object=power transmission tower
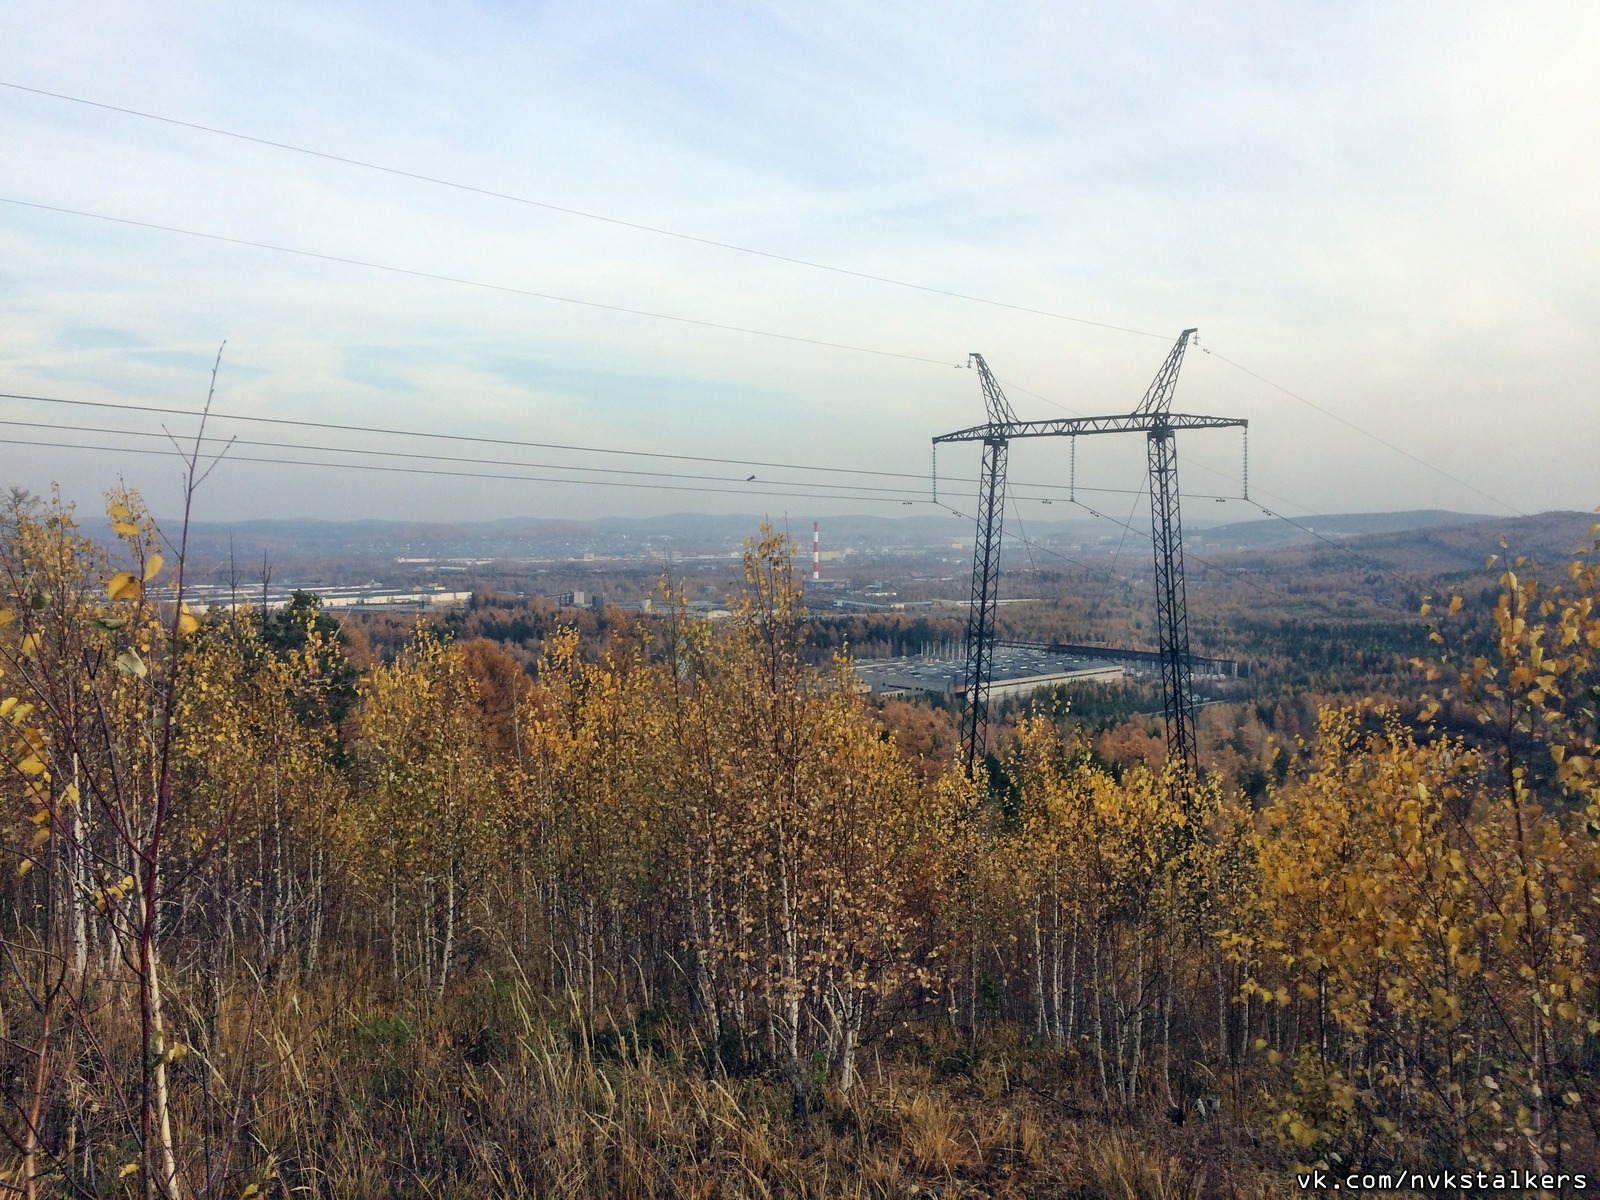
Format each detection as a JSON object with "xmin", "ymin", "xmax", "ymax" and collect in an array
[
  {"xmin": 949, "ymin": 353, "xmax": 1017, "ymax": 776},
  {"xmin": 934, "ymin": 330, "xmax": 1245, "ymax": 790}
]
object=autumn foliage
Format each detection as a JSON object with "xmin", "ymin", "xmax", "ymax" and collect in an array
[{"xmin": 0, "ymin": 492, "xmax": 1596, "ymax": 1196}]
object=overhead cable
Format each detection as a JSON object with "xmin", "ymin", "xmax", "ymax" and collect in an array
[
  {"xmin": 0, "ymin": 433, "xmax": 920, "ymax": 506},
  {"xmin": 0, "ymin": 417, "xmax": 924, "ymax": 495},
  {"xmin": 28, "ymin": 82, "xmax": 1448, "ymax": 507},
  {"xmin": 1, "ymin": 78, "xmax": 1522, "ymax": 520},
  {"xmin": 10, "ymin": 425, "xmax": 1410, "ymax": 619},
  {"xmin": 1244, "ymin": 501, "xmax": 1433, "ymax": 597},
  {"xmin": 0, "ymin": 80, "xmax": 1169, "ymax": 340},
  {"xmin": 0, "ymin": 197, "xmax": 959, "ymax": 368},
  {"xmin": 1196, "ymin": 346, "xmax": 1522, "ymax": 517},
  {"xmin": 0, "ymin": 391, "xmax": 1234, "ymax": 500},
  {"xmin": 936, "ymin": 500, "xmax": 1115, "ymax": 584}
]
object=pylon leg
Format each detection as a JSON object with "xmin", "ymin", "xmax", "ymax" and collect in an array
[
  {"xmin": 1148, "ymin": 429, "xmax": 1198, "ymax": 794},
  {"xmin": 961, "ymin": 436, "xmax": 1008, "ymax": 776}
]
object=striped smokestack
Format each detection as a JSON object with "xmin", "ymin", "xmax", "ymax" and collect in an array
[{"xmin": 812, "ymin": 521, "xmax": 821, "ymax": 582}]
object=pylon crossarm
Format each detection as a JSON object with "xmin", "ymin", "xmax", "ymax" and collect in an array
[{"xmin": 933, "ymin": 412, "xmax": 1245, "ymax": 443}]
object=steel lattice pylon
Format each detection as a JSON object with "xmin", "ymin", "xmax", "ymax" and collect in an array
[
  {"xmin": 952, "ymin": 354, "xmax": 1016, "ymax": 774},
  {"xmin": 958, "ymin": 435, "xmax": 1008, "ymax": 769},
  {"xmin": 1147, "ymin": 424, "xmax": 1197, "ymax": 781},
  {"xmin": 935, "ymin": 330, "xmax": 1243, "ymax": 794}
]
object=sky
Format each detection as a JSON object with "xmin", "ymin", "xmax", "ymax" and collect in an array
[{"xmin": 1, "ymin": 2, "xmax": 1596, "ymax": 528}]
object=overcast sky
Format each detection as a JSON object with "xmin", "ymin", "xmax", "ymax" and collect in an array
[{"xmin": 2, "ymin": 2, "xmax": 1595, "ymax": 528}]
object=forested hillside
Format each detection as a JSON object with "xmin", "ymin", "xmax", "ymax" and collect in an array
[{"xmin": 1, "ymin": 489, "xmax": 1597, "ymax": 1198}]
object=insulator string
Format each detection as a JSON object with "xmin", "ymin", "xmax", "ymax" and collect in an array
[{"xmin": 1242, "ymin": 428, "xmax": 1249, "ymax": 502}]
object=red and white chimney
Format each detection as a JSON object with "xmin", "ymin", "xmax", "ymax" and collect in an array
[{"xmin": 812, "ymin": 521, "xmax": 821, "ymax": 582}]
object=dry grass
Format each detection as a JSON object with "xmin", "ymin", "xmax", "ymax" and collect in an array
[{"xmin": 15, "ymin": 962, "xmax": 1297, "ymax": 1198}]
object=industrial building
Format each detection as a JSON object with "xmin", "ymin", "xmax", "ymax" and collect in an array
[
  {"xmin": 184, "ymin": 584, "xmax": 472, "ymax": 613},
  {"xmin": 853, "ymin": 646, "xmax": 1123, "ymax": 700}
]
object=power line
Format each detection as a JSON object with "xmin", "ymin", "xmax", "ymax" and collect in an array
[
  {"xmin": 1, "ymin": 88, "xmax": 1523, "ymax": 530},
  {"xmin": 1049, "ymin": 492, "xmax": 1410, "ymax": 622},
  {"xmin": 996, "ymin": 376, "xmax": 1086, "ymax": 420},
  {"xmin": 1002, "ymin": 353, "xmax": 1524, "ymax": 526},
  {"xmin": 0, "ymin": 389, "xmax": 928, "ymax": 477},
  {"xmin": 1196, "ymin": 346, "xmax": 1523, "ymax": 517},
  {"xmin": 2, "ymin": 414, "xmax": 1225, "ymax": 509},
  {"xmin": 0, "ymin": 85, "xmax": 1532, "ymax": 518},
  {"xmin": 937, "ymin": 501, "xmax": 1115, "ymax": 584},
  {"xmin": 0, "ymin": 201, "xmax": 1516, "ymax": 526},
  {"xmin": 1242, "ymin": 500, "xmax": 1432, "ymax": 597},
  {"xmin": 1007, "ymin": 493, "xmax": 1043, "ymax": 581},
  {"xmin": 953, "ymin": 491, "xmax": 1408, "ymax": 627},
  {"xmin": 0, "ymin": 390, "xmax": 1236, "ymax": 500},
  {"xmin": 0, "ymin": 417, "xmax": 929, "ymax": 495},
  {"xmin": 0, "ymin": 426, "xmax": 1419, "ymax": 616},
  {"xmin": 1103, "ymin": 481, "xmax": 1146, "ymax": 581},
  {"xmin": 8, "ymin": 421, "xmax": 1416, "ymax": 622},
  {"xmin": 0, "ymin": 79, "xmax": 1170, "ymax": 341},
  {"xmin": 0, "ymin": 433, "xmax": 923, "ymax": 507},
  {"xmin": 15, "ymin": 419, "xmax": 1363, "ymax": 611},
  {"xmin": 0, "ymin": 197, "xmax": 960, "ymax": 369},
  {"xmin": 943, "ymin": 492, "xmax": 1356, "ymax": 623},
  {"xmin": 1002, "ymin": 368, "xmax": 1510, "ymax": 591}
]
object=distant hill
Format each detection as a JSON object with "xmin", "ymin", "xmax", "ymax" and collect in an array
[
  {"xmin": 1189, "ymin": 509, "xmax": 1490, "ymax": 553},
  {"xmin": 161, "ymin": 507, "xmax": 1593, "ymax": 573},
  {"xmin": 1194, "ymin": 510, "xmax": 1595, "ymax": 580},
  {"xmin": 1311, "ymin": 511, "xmax": 1596, "ymax": 576}
]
